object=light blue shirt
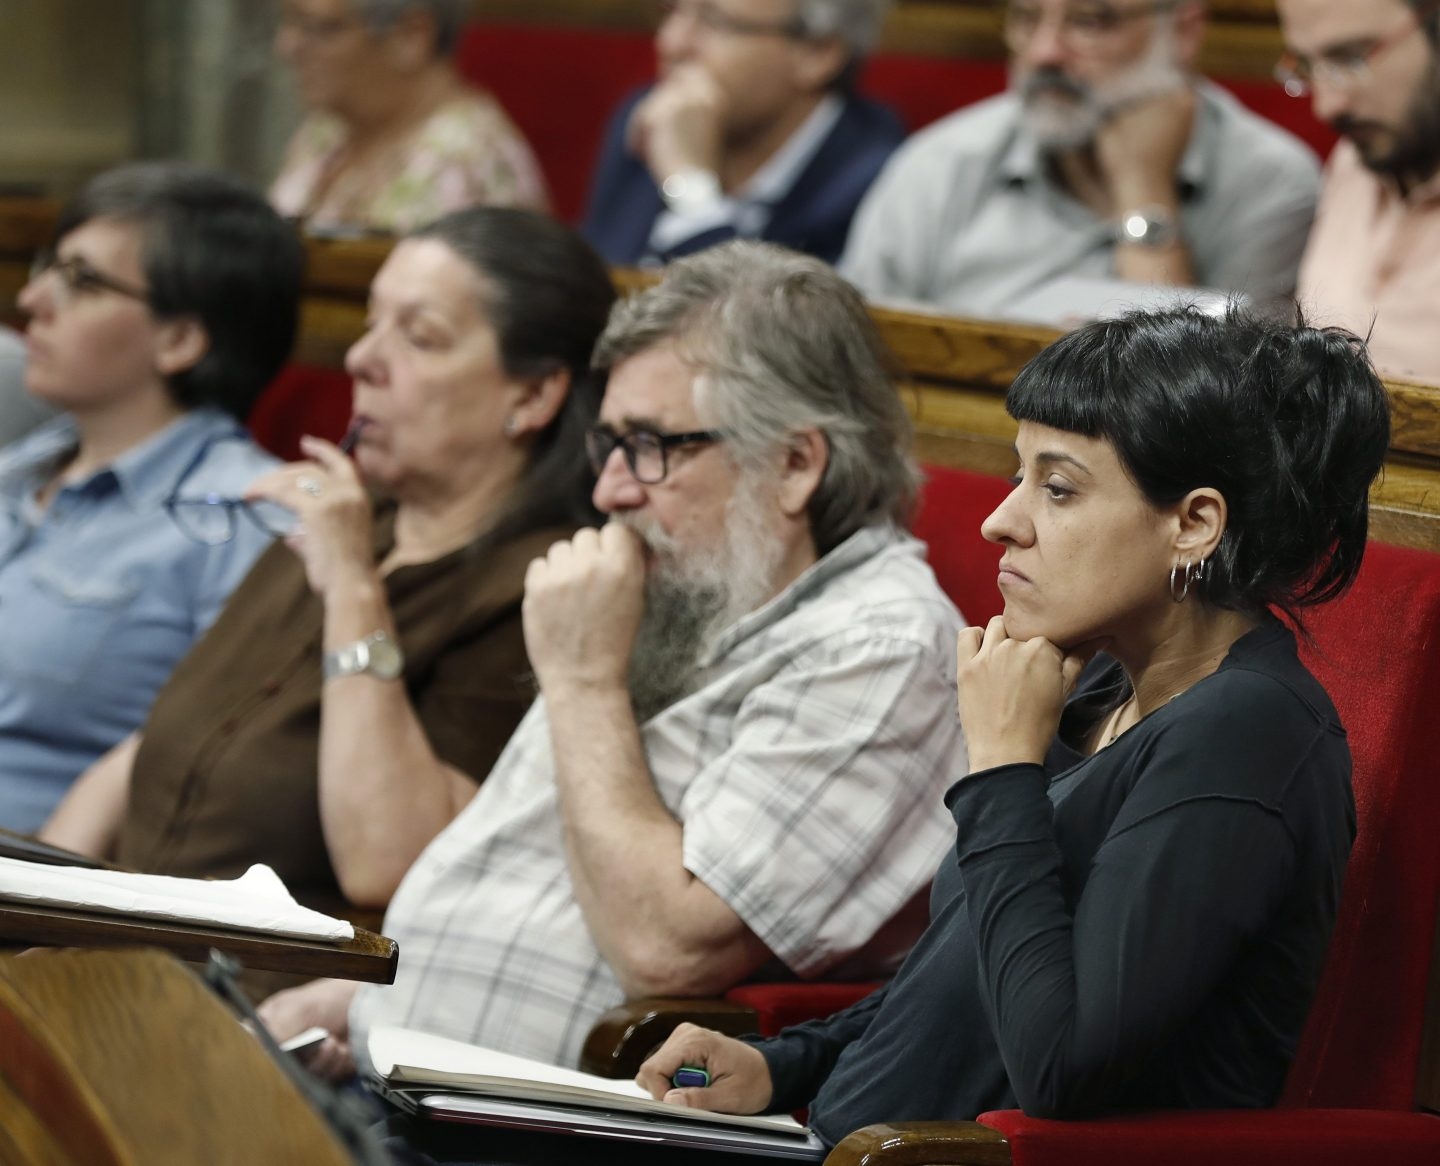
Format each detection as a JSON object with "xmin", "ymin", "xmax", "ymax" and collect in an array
[
  {"xmin": 0, "ymin": 408, "xmax": 279, "ymax": 832},
  {"xmin": 842, "ymin": 82, "xmax": 1321, "ymax": 316}
]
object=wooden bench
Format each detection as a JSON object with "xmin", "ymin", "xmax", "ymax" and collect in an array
[{"xmin": 3, "ymin": 199, "xmax": 1437, "ymax": 551}]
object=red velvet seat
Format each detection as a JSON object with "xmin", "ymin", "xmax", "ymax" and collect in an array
[
  {"xmin": 247, "ymin": 364, "xmax": 353, "ymax": 462},
  {"xmin": 912, "ymin": 464, "xmax": 1008, "ymax": 625}
]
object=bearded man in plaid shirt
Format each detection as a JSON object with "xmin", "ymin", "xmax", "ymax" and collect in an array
[{"xmin": 261, "ymin": 241, "xmax": 968, "ymax": 1078}]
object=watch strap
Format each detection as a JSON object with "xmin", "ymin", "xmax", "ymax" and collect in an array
[
  {"xmin": 1117, "ymin": 205, "xmax": 1180, "ymax": 248},
  {"xmin": 323, "ymin": 630, "xmax": 403, "ymax": 682},
  {"xmin": 660, "ymin": 168, "xmax": 723, "ymax": 217}
]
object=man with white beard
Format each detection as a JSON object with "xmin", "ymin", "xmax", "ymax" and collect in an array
[
  {"xmin": 841, "ymin": 0, "xmax": 1321, "ymax": 318},
  {"xmin": 258, "ymin": 241, "xmax": 966, "ymax": 1078}
]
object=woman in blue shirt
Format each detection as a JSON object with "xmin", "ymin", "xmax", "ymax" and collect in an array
[{"xmin": 0, "ymin": 162, "xmax": 302, "ymax": 832}]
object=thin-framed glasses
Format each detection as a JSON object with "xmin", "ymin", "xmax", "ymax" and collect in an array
[
  {"xmin": 28, "ymin": 250, "xmax": 149, "ymax": 309},
  {"xmin": 164, "ymin": 436, "xmax": 297, "ymax": 546},
  {"xmin": 655, "ymin": 0, "xmax": 809, "ymax": 40},
  {"xmin": 1275, "ymin": 1, "xmax": 1439, "ymax": 98},
  {"xmin": 585, "ymin": 424, "xmax": 726, "ymax": 485},
  {"xmin": 1002, "ymin": 0, "xmax": 1176, "ymax": 54}
]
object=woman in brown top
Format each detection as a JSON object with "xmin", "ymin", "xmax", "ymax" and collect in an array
[{"xmin": 41, "ymin": 206, "xmax": 616, "ymax": 915}]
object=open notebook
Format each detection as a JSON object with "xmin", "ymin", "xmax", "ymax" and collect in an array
[{"xmin": 368, "ymin": 1025, "xmax": 828, "ymax": 1160}]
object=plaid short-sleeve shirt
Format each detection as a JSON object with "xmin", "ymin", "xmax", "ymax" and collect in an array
[{"xmin": 351, "ymin": 525, "xmax": 967, "ymax": 1069}]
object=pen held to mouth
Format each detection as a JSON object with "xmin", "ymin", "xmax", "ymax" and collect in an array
[{"xmin": 338, "ymin": 417, "xmax": 368, "ymax": 454}]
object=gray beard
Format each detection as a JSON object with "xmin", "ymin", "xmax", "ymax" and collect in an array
[
  {"xmin": 620, "ymin": 475, "xmax": 785, "ymax": 722},
  {"xmin": 1017, "ymin": 26, "xmax": 1185, "ymax": 152}
]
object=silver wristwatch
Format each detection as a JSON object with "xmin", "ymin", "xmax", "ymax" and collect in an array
[
  {"xmin": 323, "ymin": 630, "xmax": 404, "ymax": 682},
  {"xmin": 1117, "ymin": 206, "xmax": 1179, "ymax": 248},
  {"xmin": 660, "ymin": 168, "xmax": 723, "ymax": 216}
]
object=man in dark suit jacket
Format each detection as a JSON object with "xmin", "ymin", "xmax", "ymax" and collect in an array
[{"xmin": 583, "ymin": 0, "xmax": 902, "ymax": 266}]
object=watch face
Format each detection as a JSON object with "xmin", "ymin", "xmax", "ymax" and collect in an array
[{"xmin": 366, "ymin": 636, "xmax": 404, "ymax": 680}]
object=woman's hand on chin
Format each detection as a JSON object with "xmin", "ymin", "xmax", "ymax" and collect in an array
[
  {"xmin": 956, "ymin": 616, "xmax": 1092, "ymax": 774},
  {"xmin": 246, "ymin": 434, "xmax": 376, "ymax": 598}
]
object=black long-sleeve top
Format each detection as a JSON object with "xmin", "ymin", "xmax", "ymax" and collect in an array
[{"xmin": 754, "ymin": 622, "xmax": 1354, "ymax": 1146}]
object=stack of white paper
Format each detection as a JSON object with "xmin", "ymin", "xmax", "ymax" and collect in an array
[{"xmin": 0, "ymin": 858, "xmax": 354, "ymax": 942}]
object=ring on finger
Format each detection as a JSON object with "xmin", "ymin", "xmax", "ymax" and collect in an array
[{"xmin": 296, "ymin": 476, "xmax": 323, "ymax": 498}]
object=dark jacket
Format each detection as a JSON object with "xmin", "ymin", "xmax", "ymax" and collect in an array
[{"xmin": 581, "ymin": 86, "xmax": 905, "ymax": 266}]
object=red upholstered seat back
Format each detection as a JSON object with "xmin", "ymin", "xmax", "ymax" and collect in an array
[
  {"xmin": 726, "ymin": 982, "xmax": 882, "ymax": 1037},
  {"xmin": 456, "ymin": 24, "xmax": 656, "ymax": 224},
  {"xmin": 248, "ymin": 364, "xmax": 353, "ymax": 461},
  {"xmin": 913, "ymin": 465, "xmax": 1009, "ymax": 626},
  {"xmin": 860, "ymin": 55, "xmax": 1009, "ymax": 133},
  {"xmin": 1283, "ymin": 540, "xmax": 1440, "ymax": 1110}
]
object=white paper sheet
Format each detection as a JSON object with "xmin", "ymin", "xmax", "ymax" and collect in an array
[{"xmin": 0, "ymin": 857, "xmax": 354, "ymax": 942}]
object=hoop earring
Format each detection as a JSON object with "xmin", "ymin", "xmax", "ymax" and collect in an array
[
  {"xmin": 1170, "ymin": 557, "xmax": 1209, "ymax": 604},
  {"xmin": 1169, "ymin": 560, "xmax": 1191, "ymax": 604}
]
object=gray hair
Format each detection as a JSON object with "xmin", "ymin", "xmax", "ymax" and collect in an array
[
  {"xmin": 352, "ymin": 0, "xmax": 469, "ymax": 57},
  {"xmin": 794, "ymin": 0, "xmax": 894, "ymax": 57},
  {"xmin": 594, "ymin": 241, "xmax": 919, "ymax": 555}
]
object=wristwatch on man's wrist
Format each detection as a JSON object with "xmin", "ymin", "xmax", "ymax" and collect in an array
[
  {"xmin": 660, "ymin": 168, "xmax": 723, "ymax": 216},
  {"xmin": 1117, "ymin": 206, "xmax": 1179, "ymax": 248},
  {"xmin": 323, "ymin": 630, "xmax": 404, "ymax": 682}
]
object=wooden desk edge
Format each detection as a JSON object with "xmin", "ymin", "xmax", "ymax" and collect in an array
[{"xmin": 0, "ymin": 902, "xmax": 398, "ymax": 984}]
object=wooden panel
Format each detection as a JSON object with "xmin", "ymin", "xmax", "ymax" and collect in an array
[
  {"xmin": 0, "ymin": 901, "xmax": 398, "ymax": 984},
  {"xmin": 875, "ymin": 307, "xmax": 1056, "ymax": 388},
  {"xmin": 0, "ymin": 948, "xmax": 353, "ymax": 1166},
  {"xmin": 3, "ymin": 203, "xmax": 1438, "ymax": 552},
  {"xmin": 826, "ymin": 1119, "xmax": 1014, "ymax": 1166},
  {"xmin": 470, "ymin": 0, "xmax": 1287, "ymax": 77}
]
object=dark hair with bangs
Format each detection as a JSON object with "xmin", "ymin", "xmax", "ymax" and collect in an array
[
  {"xmin": 56, "ymin": 162, "xmax": 303, "ymax": 420},
  {"xmin": 1005, "ymin": 305, "xmax": 1391, "ymax": 621}
]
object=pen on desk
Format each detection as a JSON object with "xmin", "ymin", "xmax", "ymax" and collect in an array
[{"xmin": 671, "ymin": 1066, "xmax": 710, "ymax": 1090}]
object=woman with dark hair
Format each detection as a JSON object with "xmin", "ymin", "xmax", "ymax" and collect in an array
[
  {"xmin": 633, "ymin": 307, "xmax": 1392, "ymax": 1148},
  {"xmin": 43, "ymin": 207, "xmax": 615, "ymax": 930},
  {"xmin": 0, "ymin": 162, "xmax": 301, "ymax": 833},
  {"xmin": 270, "ymin": 0, "xmax": 546, "ymax": 233}
]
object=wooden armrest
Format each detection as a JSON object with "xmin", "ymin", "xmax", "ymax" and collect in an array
[
  {"xmin": 579, "ymin": 997, "xmax": 762, "ymax": 1078},
  {"xmin": 825, "ymin": 1122, "xmax": 1012, "ymax": 1166}
]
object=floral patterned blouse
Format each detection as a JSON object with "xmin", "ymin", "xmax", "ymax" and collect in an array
[{"xmin": 270, "ymin": 88, "xmax": 548, "ymax": 233}]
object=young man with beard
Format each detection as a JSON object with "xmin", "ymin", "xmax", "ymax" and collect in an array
[
  {"xmin": 1281, "ymin": 0, "xmax": 1440, "ymax": 383},
  {"xmin": 257, "ymin": 241, "xmax": 965, "ymax": 1082},
  {"xmin": 581, "ymin": 0, "xmax": 903, "ymax": 265},
  {"xmin": 841, "ymin": 0, "xmax": 1320, "ymax": 318}
]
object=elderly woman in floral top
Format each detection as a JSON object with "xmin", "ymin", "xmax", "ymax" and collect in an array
[{"xmin": 271, "ymin": 0, "xmax": 547, "ymax": 233}]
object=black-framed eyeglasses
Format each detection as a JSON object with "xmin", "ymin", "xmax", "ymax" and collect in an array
[
  {"xmin": 28, "ymin": 249, "xmax": 149, "ymax": 308},
  {"xmin": 655, "ymin": 0, "xmax": 809, "ymax": 40},
  {"xmin": 585, "ymin": 424, "xmax": 726, "ymax": 485},
  {"xmin": 1273, "ymin": 0, "xmax": 1439, "ymax": 98},
  {"xmin": 164, "ymin": 434, "xmax": 297, "ymax": 546}
]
